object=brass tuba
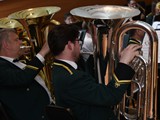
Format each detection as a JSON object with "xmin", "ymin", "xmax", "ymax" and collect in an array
[
  {"xmin": 70, "ymin": 5, "xmax": 158, "ymax": 120},
  {"xmin": 8, "ymin": 6, "xmax": 61, "ymax": 96},
  {"xmin": 0, "ymin": 17, "xmax": 23, "ymax": 29}
]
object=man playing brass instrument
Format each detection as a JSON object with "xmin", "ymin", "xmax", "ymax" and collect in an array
[
  {"xmin": 48, "ymin": 24, "xmax": 142, "ymax": 120},
  {"xmin": 0, "ymin": 28, "xmax": 52, "ymax": 120}
]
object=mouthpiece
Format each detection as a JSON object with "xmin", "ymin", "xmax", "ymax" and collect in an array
[{"xmin": 20, "ymin": 46, "xmax": 32, "ymax": 49}]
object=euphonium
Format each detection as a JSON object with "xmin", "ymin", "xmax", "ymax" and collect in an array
[
  {"xmin": 114, "ymin": 21, "xmax": 158, "ymax": 120},
  {"xmin": 70, "ymin": 5, "xmax": 158, "ymax": 120},
  {"xmin": 8, "ymin": 6, "xmax": 61, "ymax": 96}
]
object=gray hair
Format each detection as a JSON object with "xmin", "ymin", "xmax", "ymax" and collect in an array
[{"xmin": 0, "ymin": 28, "xmax": 16, "ymax": 49}]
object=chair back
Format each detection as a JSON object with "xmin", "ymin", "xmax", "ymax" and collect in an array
[
  {"xmin": 45, "ymin": 105, "xmax": 75, "ymax": 120},
  {"xmin": 0, "ymin": 102, "xmax": 10, "ymax": 120}
]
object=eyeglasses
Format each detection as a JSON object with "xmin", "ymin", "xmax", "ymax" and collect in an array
[{"xmin": 75, "ymin": 40, "xmax": 82, "ymax": 46}]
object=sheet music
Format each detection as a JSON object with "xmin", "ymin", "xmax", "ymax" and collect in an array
[
  {"xmin": 155, "ymin": 30, "xmax": 160, "ymax": 63},
  {"xmin": 152, "ymin": 21, "xmax": 160, "ymax": 29},
  {"xmin": 142, "ymin": 22, "xmax": 160, "ymax": 63}
]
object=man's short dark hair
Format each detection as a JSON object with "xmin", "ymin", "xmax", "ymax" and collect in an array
[
  {"xmin": 64, "ymin": 12, "xmax": 73, "ymax": 21},
  {"xmin": 48, "ymin": 24, "xmax": 80, "ymax": 56}
]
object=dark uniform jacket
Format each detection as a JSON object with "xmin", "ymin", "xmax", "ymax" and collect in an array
[
  {"xmin": 52, "ymin": 59, "xmax": 135, "ymax": 120},
  {"xmin": 0, "ymin": 57, "xmax": 50, "ymax": 120},
  {"xmin": 146, "ymin": 12, "xmax": 154, "ymax": 25}
]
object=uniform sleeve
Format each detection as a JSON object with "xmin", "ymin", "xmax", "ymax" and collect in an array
[
  {"xmin": 64, "ymin": 63, "xmax": 135, "ymax": 106},
  {"xmin": 0, "ymin": 57, "xmax": 44, "ymax": 87},
  {"xmin": 113, "ymin": 62, "xmax": 135, "ymax": 88}
]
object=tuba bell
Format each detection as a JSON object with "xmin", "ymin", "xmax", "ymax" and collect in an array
[
  {"xmin": 8, "ymin": 6, "xmax": 61, "ymax": 96},
  {"xmin": 0, "ymin": 17, "xmax": 23, "ymax": 29},
  {"xmin": 70, "ymin": 5, "xmax": 158, "ymax": 120}
]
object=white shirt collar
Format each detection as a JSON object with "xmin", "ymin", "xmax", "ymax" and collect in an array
[
  {"xmin": 59, "ymin": 59, "xmax": 78, "ymax": 69},
  {"xmin": 0, "ymin": 56, "xmax": 14, "ymax": 62},
  {"xmin": 0, "ymin": 56, "xmax": 26, "ymax": 69}
]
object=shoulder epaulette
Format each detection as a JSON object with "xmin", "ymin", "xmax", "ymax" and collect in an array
[
  {"xmin": 25, "ymin": 65, "xmax": 38, "ymax": 70},
  {"xmin": 146, "ymin": 12, "xmax": 153, "ymax": 18},
  {"xmin": 53, "ymin": 62, "xmax": 73, "ymax": 75}
]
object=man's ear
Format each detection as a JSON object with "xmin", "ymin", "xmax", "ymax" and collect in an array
[
  {"xmin": 67, "ymin": 41, "xmax": 74, "ymax": 50},
  {"xmin": 2, "ymin": 40, "xmax": 8, "ymax": 49}
]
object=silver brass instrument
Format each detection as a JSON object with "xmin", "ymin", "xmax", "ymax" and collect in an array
[
  {"xmin": 70, "ymin": 5, "xmax": 158, "ymax": 120},
  {"xmin": 8, "ymin": 6, "xmax": 61, "ymax": 95}
]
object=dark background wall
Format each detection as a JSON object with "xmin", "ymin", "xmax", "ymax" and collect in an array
[{"xmin": 0, "ymin": 0, "xmax": 152, "ymax": 23}]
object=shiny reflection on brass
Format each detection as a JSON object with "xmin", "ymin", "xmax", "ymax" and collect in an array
[
  {"xmin": 8, "ymin": 6, "xmax": 61, "ymax": 19},
  {"xmin": 0, "ymin": 17, "xmax": 22, "ymax": 28},
  {"xmin": 70, "ymin": 5, "xmax": 158, "ymax": 120},
  {"xmin": 8, "ymin": 6, "xmax": 61, "ymax": 98},
  {"xmin": 70, "ymin": 5, "xmax": 140, "ymax": 19}
]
